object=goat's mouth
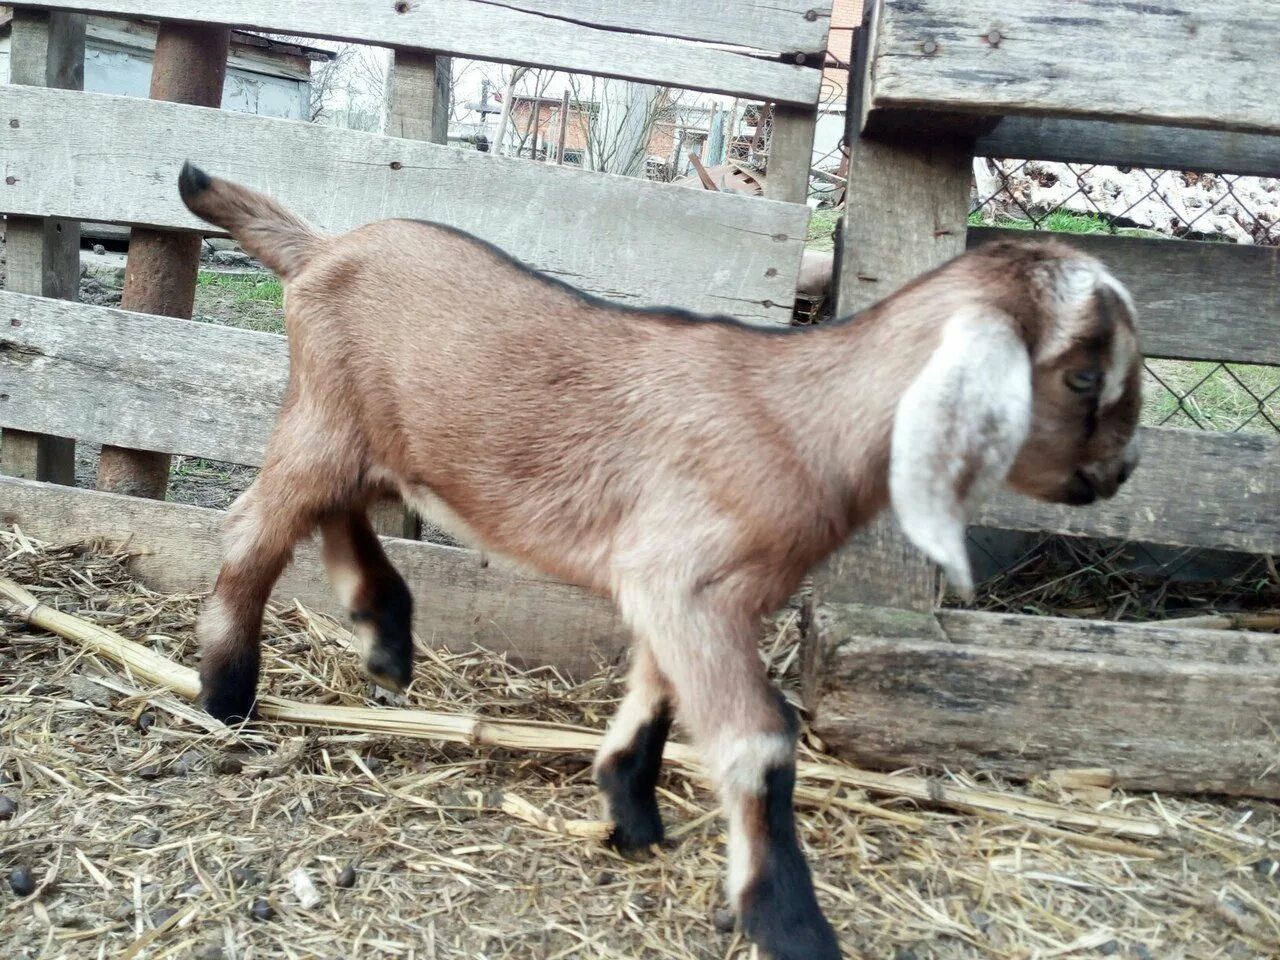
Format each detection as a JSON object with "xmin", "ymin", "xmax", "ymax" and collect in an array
[{"xmin": 1059, "ymin": 470, "xmax": 1100, "ymax": 506}]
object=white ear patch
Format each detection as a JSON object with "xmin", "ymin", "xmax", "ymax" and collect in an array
[{"xmin": 890, "ymin": 309, "xmax": 1032, "ymax": 596}]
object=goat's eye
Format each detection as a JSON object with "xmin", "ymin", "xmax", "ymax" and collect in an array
[{"xmin": 1065, "ymin": 370, "xmax": 1102, "ymax": 394}]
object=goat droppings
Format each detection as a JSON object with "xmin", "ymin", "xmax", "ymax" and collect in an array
[{"xmin": 9, "ymin": 866, "xmax": 35, "ymax": 897}]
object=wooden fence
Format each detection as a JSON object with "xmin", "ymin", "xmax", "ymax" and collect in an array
[
  {"xmin": 806, "ymin": 0, "xmax": 1280, "ymax": 799},
  {"xmin": 0, "ymin": 1, "xmax": 830, "ymax": 676},
  {"xmin": 1, "ymin": 1, "xmax": 1277, "ymax": 796}
]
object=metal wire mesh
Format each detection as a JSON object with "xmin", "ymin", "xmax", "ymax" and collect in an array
[{"xmin": 961, "ymin": 159, "xmax": 1280, "ymax": 620}]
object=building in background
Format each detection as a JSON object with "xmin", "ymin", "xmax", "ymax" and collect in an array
[{"xmin": 0, "ymin": 12, "xmax": 331, "ymax": 120}]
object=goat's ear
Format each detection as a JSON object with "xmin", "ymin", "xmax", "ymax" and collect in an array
[{"xmin": 890, "ymin": 309, "xmax": 1032, "ymax": 597}]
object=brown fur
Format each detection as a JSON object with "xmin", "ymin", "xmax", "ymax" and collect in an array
[{"xmin": 180, "ymin": 165, "xmax": 1143, "ymax": 958}]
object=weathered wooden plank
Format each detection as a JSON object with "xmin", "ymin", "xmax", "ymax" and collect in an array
[
  {"xmin": 967, "ymin": 229, "xmax": 1280, "ymax": 367},
  {"xmin": 975, "ymin": 427, "xmax": 1278, "ymax": 556},
  {"xmin": 978, "ymin": 117, "xmax": 1280, "ymax": 180},
  {"xmin": 811, "ymin": 516, "xmax": 937, "ymax": 611},
  {"xmin": 387, "ymin": 50, "xmax": 451, "ymax": 146},
  {"xmin": 764, "ymin": 105, "xmax": 818, "ymax": 205},
  {"xmin": 867, "ymin": 0, "xmax": 1280, "ymax": 137},
  {"xmin": 820, "ymin": 15, "xmax": 972, "ymax": 611},
  {"xmin": 18, "ymin": 0, "xmax": 827, "ymax": 104},
  {"xmin": 938, "ymin": 609, "xmax": 1280, "ymax": 668},
  {"xmin": 0, "ymin": 86, "xmax": 806, "ymax": 325},
  {"xmin": 0, "ymin": 8, "xmax": 84, "ymax": 486},
  {"xmin": 0, "ymin": 292, "xmax": 284, "ymax": 467},
  {"xmin": 0, "ymin": 476, "xmax": 629, "ymax": 675},
  {"xmin": 804, "ymin": 602, "xmax": 1280, "ymax": 798}
]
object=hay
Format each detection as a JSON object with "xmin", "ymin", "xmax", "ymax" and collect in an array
[
  {"xmin": 960, "ymin": 533, "xmax": 1280, "ymax": 626},
  {"xmin": 3, "ymin": 529, "xmax": 1279, "ymax": 958}
]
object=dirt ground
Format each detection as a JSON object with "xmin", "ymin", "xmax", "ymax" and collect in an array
[{"xmin": 3, "ymin": 533, "xmax": 1280, "ymax": 960}]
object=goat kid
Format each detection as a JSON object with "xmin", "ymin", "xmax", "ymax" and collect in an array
[{"xmin": 179, "ymin": 163, "xmax": 1142, "ymax": 960}]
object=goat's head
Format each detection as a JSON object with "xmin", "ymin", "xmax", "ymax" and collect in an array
[{"xmin": 887, "ymin": 240, "xmax": 1143, "ymax": 595}]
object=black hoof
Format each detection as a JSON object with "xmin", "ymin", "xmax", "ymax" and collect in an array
[
  {"xmin": 352, "ymin": 583, "xmax": 414, "ymax": 691},
  {"xmin": 740, "ymin": 763, "xmax": 841, "ymax": 959},
  {"xmin": 596, "ymin": 712, "xmax": 672, "ymax": 853},
  {"xmin": 604, "ymin": 795, "xmax": 665, "ymax": 852},
  {"xmin": 742, "ymin": 900, "xmax": 840, "ymax": 960},
  {"xmin": 364, "ymin": 642, "xmax": 413, "ymax": 691},
  {"xmin": 201, "ymin": 674, "xmax": 257, "ymax": 725}
]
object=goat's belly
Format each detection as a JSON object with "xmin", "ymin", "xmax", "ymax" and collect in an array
[
  {"xmin": 401, "ymin": 483, "xmax": 615, "ymax": 595},
  {"xmin": 398, "ymin": 484, "xmax": 545, "ymax": 580}
]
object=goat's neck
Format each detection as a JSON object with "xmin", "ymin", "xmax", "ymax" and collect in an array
[{"xmin": 766, "ymin": 311, "xmax": 938, "ymax": 528}]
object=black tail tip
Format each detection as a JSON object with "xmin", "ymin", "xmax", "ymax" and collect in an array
[{"xmin": 178, "ymin": 161, "xmax": 212, "ymax": 206}]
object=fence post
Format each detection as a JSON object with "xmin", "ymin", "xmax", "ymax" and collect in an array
[
  {"xmin": 95, "ymin": 22, "xmax": 231, "ymax": 499},
  {"xmin": 369, "ymin": 49, "xmax": 453, "ymax": 538},
  {"xmin": 764, "ymin": 104, "xmax": 817, "ymax": 205},
  {"xmin": 0, "ymin": 9, "xmax": 84, "ymax": 485},
  {"xmin": 803, "ymin": 18, "xmax": 975, "ymax": 721}
]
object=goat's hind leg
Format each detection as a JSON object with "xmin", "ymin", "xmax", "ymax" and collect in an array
[
  {"xmin": 594, "ymin": 642, "xmax": 672, "ymax": 851},
  {"xmin": 321, "ymin": 511, "xmax": 415, "ymax": 690},
  {"xmin": 198, "ymin": 471, "xmax": 328, "ymax": 723}
]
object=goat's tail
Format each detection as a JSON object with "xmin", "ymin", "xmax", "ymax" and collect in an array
[{"xmin": 178, "ymin": 162, "xmax": 322, "ymax": 279}]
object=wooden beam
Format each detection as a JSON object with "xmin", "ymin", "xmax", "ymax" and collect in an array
[
  {"xmin": 834, "ymin": 131, "xmax": 973, "ymax": 314},
  {"xmin": 865, "ymin": 0, "xmax": 1280, "ymax": 137},
  {"xmin": 553, "ymin": 89, "xmax": 571, "ymax": 165},
  {"xmin": 967, "ymin": 229, "xmax": 1280, "ymax": 367},
  {"xmin": 974, "ymin": 426, "xmax": 1279, "ymax": 556},
  {"xmin": 0, "ymin": 86, "xmax": 807, "ymax": 327},
  {"xmin": 95, "ymin": 22, "xmax": 230, "ymax": 501},
  {"xmin": 0, "ymin": 476, "xmax": 628, "ymax": 676},
  {"xmin": 387, "ymin": 49, "xmax": 451, "ymax": 145},
  {"xmin": 687, "ymin": 154, "xmax": 719, "ymax": 191},
  {"xmin": 818, "ymin": 15, "xmax": 970, "ymax": 613},
  {"xmin": 977, "ymin": 116, "xmax": 1280, "ymax": 180},
  {"xmin": 18, "ymin": 0, "xmax": 829, "ymax": 104},
  {"xmin": 373, "ymin": 48, "xmax": 454, "ymax": 539},
  {"xmin": 764, "ymin": 104, "xmax": 818, "ymax": 205},
  {"xmin": 0, "ymin": 8, "xmax": 83, "ymax": 487},
  {"xmin": 804, "ymin": 602, "xmax": 1280, "ymax": 798},
  {"xmin": 0, "ymin": 292, "xmax": 286, "ymax": 468}
]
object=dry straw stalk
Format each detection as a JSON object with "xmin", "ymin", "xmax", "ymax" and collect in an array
[{"xmin": 0, "ymin": 575, "xmax": 1162, "ymax": 845}]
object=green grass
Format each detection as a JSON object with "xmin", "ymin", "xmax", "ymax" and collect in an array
[
  {"xmin": 196, "ymin": 271, "xmax": 284, "ymax": 307},
  {"xmin": 967, "ymin": 210, "xmax": 1166, "ymax": 240},
  {"xmin": 170, "ymin": 456, "xmax": 237, "ymax": 481},
  {"xmin": 806, "ymin": 207, "xmax": 840, "ymax": 249},
  {"xmin": 1142, "ymin": 360, "xmax": 1280, "ymax": 435},
  {"xmin": 193, "ymin": 270, "xmax": 286, "ymax": 334}
]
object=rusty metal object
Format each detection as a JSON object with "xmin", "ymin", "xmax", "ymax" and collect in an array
[
  {"xmin": 672, "ymin": 161, "xmax": 766, "ymax": 197},
  {"xmin": 687, "ymin": 154, "xmax": 719, "ymax": 190},
  {"xmin": 96, "ymin": 22, "xmax": 231, "ymax": 500}
]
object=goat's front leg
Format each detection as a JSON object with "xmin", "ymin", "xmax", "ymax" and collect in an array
[
  {"xmin": 594, "ymin": 642, "xmax": 672, "ymax": 850},
  {"xmin": 321, "ymin": 511, "xmax": 415, "ymax": 690},
  {"xmin": 632, "ymin": 592, "xmax": 840, "ymax": 960}
]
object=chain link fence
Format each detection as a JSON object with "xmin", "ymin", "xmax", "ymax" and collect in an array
[{"xmin": 957, "ymin": 159, "xmax": 1280, "ymax": 622}]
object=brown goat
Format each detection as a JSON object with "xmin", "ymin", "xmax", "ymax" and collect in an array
[{"xmin": 178, "ymin": 163, "xmax": 1142, "ymax": 960}]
